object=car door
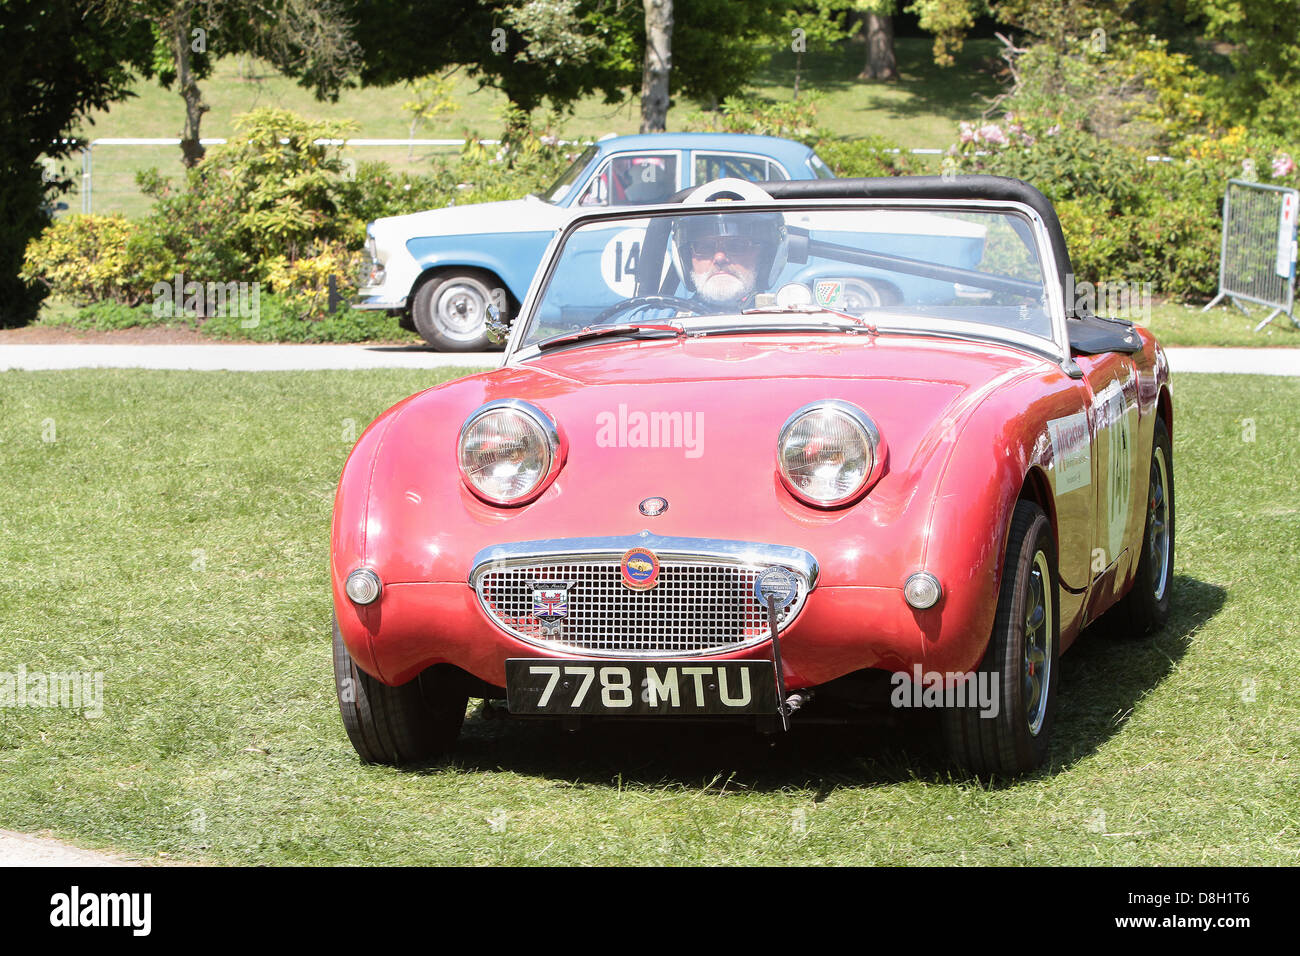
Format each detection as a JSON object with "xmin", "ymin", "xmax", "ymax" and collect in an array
[
  {"xmin": 1077, "ymin": 351, "xmax": 1143, "ymax": 620},
  {"xmin": 575, "ymin": 151, "xmax": 682, "ymax": 207}
]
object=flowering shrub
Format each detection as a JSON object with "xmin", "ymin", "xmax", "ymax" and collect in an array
[
  {"xmin": 20, "ymin": 215, "xmax": 177, "ymax": 306},
  {"xmin": 263, "ymin": 242, "xmax": 363, "ymax": 320}
]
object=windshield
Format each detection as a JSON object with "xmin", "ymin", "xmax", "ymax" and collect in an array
[
  {"xmin": 538, "ymin": 145, "xmax": 599, "ymax": 204},
  {"xmin": 518, "ymin": 204, "xmax": 1054, "ymax": 351}
]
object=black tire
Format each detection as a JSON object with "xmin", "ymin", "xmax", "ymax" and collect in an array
[
  {"xmin": 944, "ymin": 500, "xmax": 1060, "ymax": 776},
  {"xmin": 410, "ymin": 269, "xmax": 506, "ymax": 352},
  {"xmin": 332, "ymin": 615, "xmax": 468, "ymax": 765},
  {"xmin": 1103, "ymin": 417, "xmax": 1174, "ymax": 638}
]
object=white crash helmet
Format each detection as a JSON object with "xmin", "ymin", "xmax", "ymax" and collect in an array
[{"xmin": 669, "ymin": 179, "xmax": 789, "ymax": 294}]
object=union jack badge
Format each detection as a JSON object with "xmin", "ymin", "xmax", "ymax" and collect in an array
[{"xmin": 531, "ymin": 583, "xmax": 571, "ymax": 637}]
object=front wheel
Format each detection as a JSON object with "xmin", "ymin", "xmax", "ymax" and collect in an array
[
  {"xmin": 332, "ymin": 615, "xmax": 468, "ymax": 765},
  {"xmin": 943, "ymin": 500, "xmax": 1060, "ymax": 776},
  {"xmin": 410, "ymin": 270, "xmax": 505, "ymax": 352}
]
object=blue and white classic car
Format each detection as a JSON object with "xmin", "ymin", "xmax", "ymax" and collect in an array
[{"xmin": 354, "ymin": 133, "xmax": 835, "ymax": 350}]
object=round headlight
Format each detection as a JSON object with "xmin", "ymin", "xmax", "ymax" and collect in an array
[
  {"xmin": 458, "ymin": 400, "xmax": 561, "ymax": 505},
  {"xmin": 777, "ymin": 400, "xmax": 880, "ymax": 507}
]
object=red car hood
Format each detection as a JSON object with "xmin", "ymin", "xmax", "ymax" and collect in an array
[{"xmin": 363, "ymin": 333, "xmax": 1050, "ymax": 586}]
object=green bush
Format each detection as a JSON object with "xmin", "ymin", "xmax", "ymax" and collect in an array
[
  {"xmin": 139, "ymin": 108, "xmax": 359, "ymax": 285},
  {"xmin": 199, "ymin": 294, "xmax": 409, "ymax": 343},
  {"xmin": 20, "ymin": 214, "xmax": 178, "ymax": 306},
  {"xmin": 336, "ymin": 161, "xmax": 452, "ymax": 224},
  {"xmin": 40, "ymin": 299, "xmax": 179, "ymax": 331},
  {"xmin": 814, "ymin": 135, "xmax": 923, "ymax": 178},
  {"xmin": 685, "ymin": 93, "xmax": 824, "ymax": 144},
  {"xmin": 949, "ymin": 116, "xmax": 1300, "ymax": 299}
]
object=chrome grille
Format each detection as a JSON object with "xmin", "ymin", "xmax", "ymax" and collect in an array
[{"xmin": 473, "ymin": 547, "xmax": 812, "ymax": 657}]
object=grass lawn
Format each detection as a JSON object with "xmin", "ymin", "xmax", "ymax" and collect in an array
[
  {"xmin": 0, "ymin": 369, "xmax": 1295, "ymax": 865},
  {"xmin": 1142, "ymin": 302, "xmax": 1300, "ymax": 348},
  {"xmin": 55, "ymin": 38, "xmax": 993, "ymax": 219}
]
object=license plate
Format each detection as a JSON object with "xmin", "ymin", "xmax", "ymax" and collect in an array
[{"xmin": 505, "ymin": 659, "xmax": 778, "ymax": 716}]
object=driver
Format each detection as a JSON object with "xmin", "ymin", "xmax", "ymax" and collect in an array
[{"xmin": 668, "ymin": 208, "xmax": 789, "ymax": 312}]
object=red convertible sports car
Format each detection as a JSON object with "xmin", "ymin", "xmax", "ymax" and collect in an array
[{"xmin": 331, "ymin": 175, "xmax": 1174, "ymax": 775}]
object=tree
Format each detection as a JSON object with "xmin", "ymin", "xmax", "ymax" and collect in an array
[
  {"xmin": 348, "ymin": 1, "xmax": 791, "ymax": 128},
  {"xmin": 113, "ymin": 0, "xmax": 361, "ymax": 166},
  {"xmin": 640, "ymin": 0, "xmax": 672, "ymax": 132},
  {"xmin": 1187, "ymin": 0, "xmax": 1300, "ymax": 135},
  {"xmin": 781, "ymin": 1, "xmax": 853, "ymax": 98},
  {"xmin": 907, "ymin": 0, "xmax": 987, "ymax": 67},
  {"xmin": 400, "ymin": 74, "xmax": 460, "ymax": 158},
  {"xmin": 854, "ymin": 1, "xmax": 899, "ymax": 80},
  {"xmin": 0, "ymin": 0, "xmax": 151, "ymax": 326}
]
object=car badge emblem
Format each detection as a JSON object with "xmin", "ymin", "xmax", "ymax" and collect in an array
[
  {"xmin": 531, "ymin": 582, "xmax": 571, "ymax": 637},
  {"xmin": 620, "ymin": 548, "xmax": 660, "ymax": 591},
  {"xmin": 638, "ymin": 496, "xmax": 669, "ymax": 517},
  {"xmin": 754, "ymin": 566, "xmax": 800, "ymax": 610},
  {"xmin": 814, "ymin": 280, "xmax": 844, "ymax": 309}
]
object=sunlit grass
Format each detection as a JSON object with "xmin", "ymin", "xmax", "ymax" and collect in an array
[{"xmin": 0, "ymin": 370, "xmax": 1295, "ymax": 864}]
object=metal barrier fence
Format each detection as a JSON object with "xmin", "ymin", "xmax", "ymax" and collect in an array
[{"xmin": 1204, "ymin": 178, "xmax": 1300, "ymax": 330}]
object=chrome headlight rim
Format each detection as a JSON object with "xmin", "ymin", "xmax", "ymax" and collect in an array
[
  {"xmin": 777, "ymin": 399, "xmax": 882, "ymax": 508},
  {"xmin": 458, "ymin": 398, "xmax": 563, "ymax": 506}
]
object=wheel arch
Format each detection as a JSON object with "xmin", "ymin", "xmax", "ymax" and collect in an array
[
  {"xmin": 1017, "ymin": 465, "xmax": 1059, "ymax": 568},
  {"xmin": 1157, "ymin": 383, "xmax": 1173, "ymax": 436}
]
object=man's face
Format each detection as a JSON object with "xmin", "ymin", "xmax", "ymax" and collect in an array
[{"xmin": 688, "ymin": 235, "xmax": 761, "ymax": 305}]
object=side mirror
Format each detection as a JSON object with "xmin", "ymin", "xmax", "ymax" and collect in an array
[{"xmin": 485, "ymin": 302, "xmax": 511, "ymax": 346}]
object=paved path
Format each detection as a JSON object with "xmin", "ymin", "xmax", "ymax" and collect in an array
[
  {"xmin": 1164, "ymin": 347, "xmax": 1300, "ymax": 376},
  {"xmin": 1, "ymin": 344, "xmax": 1298, "ymax": 374},
  {"xmin": 0, "ymin": 829, "xmax": 141, "ymax": 866}
]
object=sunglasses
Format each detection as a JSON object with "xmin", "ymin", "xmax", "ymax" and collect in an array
[{"xmin": 689, "ymin": 237, "xmax": 759, "ymax": 258}]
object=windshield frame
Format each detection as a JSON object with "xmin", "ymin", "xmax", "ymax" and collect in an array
[
  {"xmin": 536, "ymin": 144, "xmax": 600, "ymax": 204},
  {"xmin": 503, "ymin": 198, "xmax": 1071, "ymax": 367}
]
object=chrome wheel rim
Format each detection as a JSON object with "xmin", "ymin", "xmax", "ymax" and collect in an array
[
  {"xmin": 431, "ymin": 277, "xmax": 492, "ymax": 342},
  {"xmin": 1148, "ymin": 446, "xmax": 1171, "ymax": 602},
  {"xmin": 1024, "ymin": 551, "xmax": 1053, "ymax": 737}
]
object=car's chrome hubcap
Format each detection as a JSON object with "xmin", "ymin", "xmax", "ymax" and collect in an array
[
  {"xmin": 433, "ymin": 280, "xmax": 490, "ymax": 340},
  {"xmin": 1024, "ymin": 551, "xmax": 1053, "ymax": 736},
  {"xmin": 1148, "ymin": 446, "xmax": 1171, "ymax": 602}
]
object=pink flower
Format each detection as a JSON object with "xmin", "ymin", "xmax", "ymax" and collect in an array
[
  {"xmin": 1272, "ymin": 153, "xmax": 1295, "ymax": 177},
  {"xmin": 978, "ymin": 124, "xmax": 1008, "ymax": 146},
  {"xmin": 959, "ymin": 121, "xmax": 975, "ymax": 145},
  {"xmin": 1046, "ymin": 124, "xmax": 1061, "ymax": 137}
]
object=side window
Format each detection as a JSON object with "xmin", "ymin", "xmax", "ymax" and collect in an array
[
  {"xmin": 695, "ymin": 153, "xmax": 780, "ymax": 185},
  {"xmin": 579, "ymin": 154, "xmax": 679, "ymax": 206},
  {"xmin": 808, "ymin": 153, "xmax": 835, "ymax": 180}
]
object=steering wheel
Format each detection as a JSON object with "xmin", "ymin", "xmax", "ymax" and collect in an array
[{"xmin": 590, "ymin": 295, "xmax": 702, "ymax": 326}]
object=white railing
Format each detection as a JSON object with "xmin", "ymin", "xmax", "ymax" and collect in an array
[{"xmin": 60, "ymin": 137, "xmax": 1182, "ymax": 215}]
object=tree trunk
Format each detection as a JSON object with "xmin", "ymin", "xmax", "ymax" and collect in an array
[
  {"xmin": 860, "ymin": 12, "xmax": 898, "ymax": 81},
  {"xmin": 640, "ymin": 0, "xmax": 672, "ymax": 133},
  {"xmin": 174, "ymin": 19, "xmax": 210, "ymax": 167}
]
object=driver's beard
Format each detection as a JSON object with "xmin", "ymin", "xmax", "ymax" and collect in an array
[{"xmin": 694, "ymin": 266, "xmax": 755, "ymax": 305}]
